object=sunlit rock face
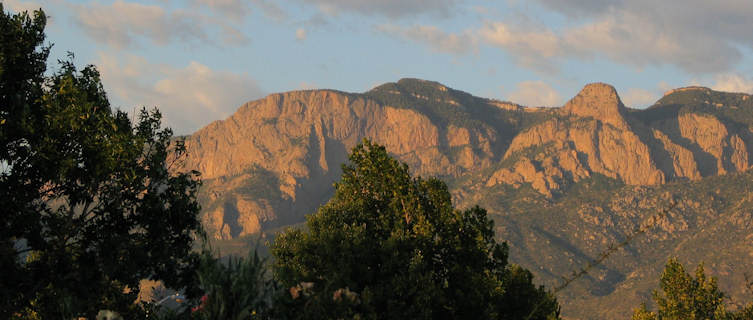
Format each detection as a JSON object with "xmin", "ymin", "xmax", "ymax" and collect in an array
[
  {"xmin": 173, "ymin": 79, "xmax": 753, "ymax": 319},
  {"xmin": 176, "ymin": 80, "xmax": 753, "ymax": 237},
  {"xmin": 178, "ymin": 83, "xmax": 503, "ymax": 239},
  {"xmin": 563, "ymin": 82, "xmax": 628, "ymax": 129}
]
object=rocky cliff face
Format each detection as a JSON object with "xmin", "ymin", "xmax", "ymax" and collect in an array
[
  {"xmin": 177, "ymin": 79, "xmax": 753, "ymax": 320},
  {"xmin": 490, "ymin": 84, "xmax": 655, "ymax": 196},
  {"xmin": 483, "ymin": 83, "xmax": 753, "ymax": 197},
  {"xmin": 179, "ymin": 80, "xmax": 753, "ymax": 239},
  {"xmin": 652, "ymin": 112, "xmax": 749, "ymax": 176},
  {"xmin": 180, "ymin": 82, "xmax": 505, "ymax": 239}
]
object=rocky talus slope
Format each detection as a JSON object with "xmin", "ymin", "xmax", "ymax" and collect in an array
[{"xmin": 176, "ymin": 79, "xmax": 753, "ymax": 319}]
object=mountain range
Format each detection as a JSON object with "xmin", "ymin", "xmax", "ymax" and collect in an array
[{"xmin": 176, "ymin": 78, "xmax": 753, "ymax": 319}]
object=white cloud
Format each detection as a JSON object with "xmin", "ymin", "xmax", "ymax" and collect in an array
[
  {"xmin": 479, "ymin": 21, "xmax": 562, "ymax": 71},
  {"xmin": 383, "ymin": 1, "xmax": 753, "ymax": 74},
  {"xmin": 473, "ymin": 9, "xmax": 739, "ymax": 74},
  {"xmin": 506, "ymin": 81, "xmax": 562, "ymax": 107},
  {"xmin": 379, "ymin": 21, "xmax": 563, "ymax": 72},
  {"xmin": 480, "ymin": 22, "xmax": 560, "ymax": 57},
  {"xmin": 97, "ymin": 53, "xmax": 265, "ymax": 134},
  {"xmin": 377, "ymin": 24, "xmax": 475, "ymax": 55},
  {"xmin": 295, "ymin": 28, "xmax": 307, "ymax": 41},
  {"xmin": 297, "ymin": 0, "xmax": 461, "ymax": 18},
  {"xmin": 709, "ymin": 74, "xmax": 753, "ymax": 94},
  {"xmin": 72, "ymin": 0, "xmax": 249, "ymax": 49},
  {"xmin": 73, "ymin": 1, "xmax": 205, "ymax": 48},
  {"xmin": 561, "ymin": 12, "xmax": 735, "ymax": 73},
  {"xmin": 621, "ymin": 88, "xmax": 657, "ymax": 108},
  {"xmin": 530, "ymin": 0, "xmax": 753, "ymax": 73}
]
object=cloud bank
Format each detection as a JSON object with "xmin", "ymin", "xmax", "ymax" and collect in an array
[
  {"xmin": 710, "ymin": 74, "xmax": 753, "ymax": 94},
  {"xmin": 97, "ymin": 53, "xmax": 265, "ymax": 134},
  {"xmin": 379, "ymin": 0, "xmax": 753, "ymax": 74},
  {"xmin": 72, "ymin": 0, "xmax": 250, "ymax": 49},
  {"xmin": 377, "ymin": 24, "xmax": 475, "ymax": 55},
  {"xmin": 506, "ymin": 81, "xmax": 562, "ymax": 107}
]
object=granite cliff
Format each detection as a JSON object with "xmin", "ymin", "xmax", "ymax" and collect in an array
[
  {"xmin": 181, "ymin": 81, "xmax": 506, "ymax": 238},
  {"xmin": 176, "ymin": 79, "xmax": 753, "ymax": 319},
  {"xmin": 184, "ymin": 81, "xmax": 753, "ymax": 239}
]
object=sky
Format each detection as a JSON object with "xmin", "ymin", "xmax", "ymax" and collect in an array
[{"xmin": 4, "ymin": 0, "xmax": 753, "ymax": 134}]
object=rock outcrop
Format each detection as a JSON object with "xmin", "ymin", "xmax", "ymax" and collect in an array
[
  {"xmin": 675, "ymin": 113, "xmax": 748, "ymax": 174},
  {"xmin": 562, "ymin": 83, "xmax": 628, "ymax": 129},
  {"xmin": 488, "ymin": 84, "xmax": 665, "ymax": 196}
]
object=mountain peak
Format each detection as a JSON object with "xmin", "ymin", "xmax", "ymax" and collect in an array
[{"xmin": 563, "ymin": 82, "xmax": 627, "ymax": 127}]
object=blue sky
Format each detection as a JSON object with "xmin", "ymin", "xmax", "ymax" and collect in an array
[{"xmin": 4, "ymin": 0, "xmax": 753, "ymax": 134}]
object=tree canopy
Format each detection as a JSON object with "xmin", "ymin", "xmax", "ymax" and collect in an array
[
  {"xmin": 633, "ymin": 259, "xmax": 753, "ymax": 320},
  {"xmin": 1, "ymin": 6, "xmax": 203, "ymax": 318},
  {"xmin": 272, "ymin": 140, "xmax": 559, "ymax": 319}
]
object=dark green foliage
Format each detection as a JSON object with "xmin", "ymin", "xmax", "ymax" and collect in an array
[
  {"xmin": 192, "ymin": 248, "xmax": 276, "ymax": 320},
  {"xmin": 0, "ymin": 4, "xmax": 49, "ymax": 159},
  {"xmin": 1, "ymin": 7, "xmax": 203, "ymax": 319},
  {"xmin": 271, "ymin": 140, "xmax": 559, "ymax": 319},
  {"xmin": 0, "ymin": 5, "xmax": 49, "ymax": 317}
]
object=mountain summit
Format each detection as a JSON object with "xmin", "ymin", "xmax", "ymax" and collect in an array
[{"xmin": 563, "ymin": 83, "xmax": 628, "ymax": 128}]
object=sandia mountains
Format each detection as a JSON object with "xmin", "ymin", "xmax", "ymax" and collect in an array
[{"xmin": 176, "ymin": 79, "xmax": 753, "ymax": 319}]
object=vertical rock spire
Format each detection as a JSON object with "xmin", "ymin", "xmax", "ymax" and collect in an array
[{"xmin": 563, "ymin": 83, "xmax": 628, "ymax": 128}]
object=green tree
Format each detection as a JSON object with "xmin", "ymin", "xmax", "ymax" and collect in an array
[
  {"xmin": 271, "ymin": 140, "xmax": 559, "ymax": 319},
  {"xmin": 0, "ymin": 4, "xmax": 49, "ymax": 317},
  {"xmin": 632, "ymin": 259, "xmax": 727, "ymax": 320},
  {"xmin": 1, "ymin": 6, "xmax": 203, "ymax": 318}
]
